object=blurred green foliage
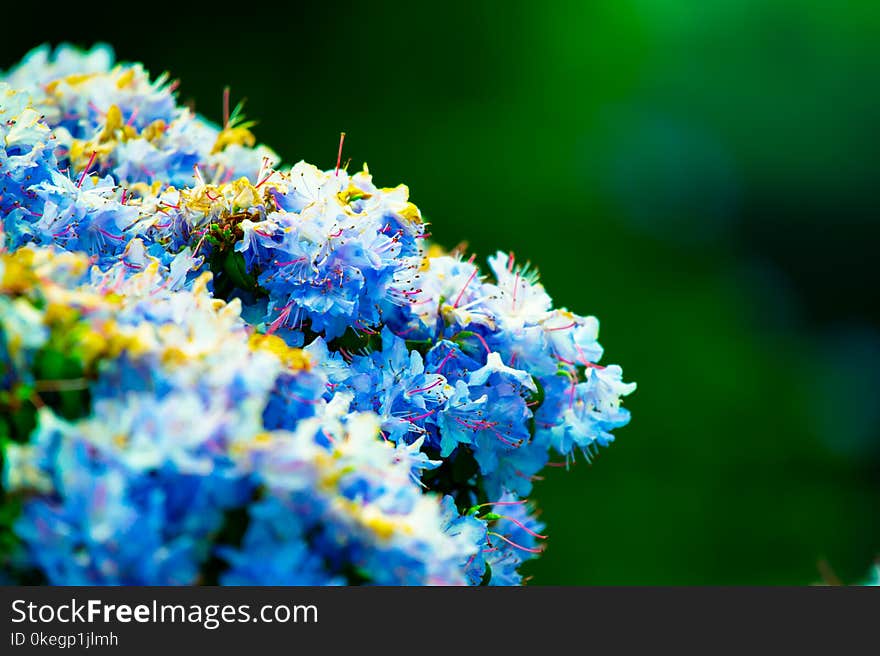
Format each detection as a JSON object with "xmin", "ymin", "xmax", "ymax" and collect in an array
[{"xmin": 4, "ymin": 0, "xmax": 878, "ymax": 584}]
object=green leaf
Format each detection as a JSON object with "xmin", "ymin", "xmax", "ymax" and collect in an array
[{"xmin": 223, "ymin": 251, "xmax": 258, "ymax": 292}]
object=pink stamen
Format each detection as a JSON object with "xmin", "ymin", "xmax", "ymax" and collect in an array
[
  {"xmin": 452, "ymin": 269, "xmax": 478, "ymax": 308},
  {"xmin": 126, "ymin": 107, "xmax": 139, "ymax": 126},
  {"xmin": 267, "ymin": 302, "xmax": 293, "ymax": 335},
  {"xmin": 492, "ymin": 430, "xmax": 521, "ymax": 448},
  {"xmin": 223, "ymin": 87, "xmax": 230, "ymax": 128},
  {"xmin": 495, "ymin": 515, "xmax": 548, "ymax": 539},
  {"xmin": 255, "ymin": 170, "xmax": 276, "ymax": 188},
  {"xmin": 488, "ymin": 532, "xmax": 544, "ymax": 555},
  {"xmin": 507, "ymin": 251, "xmax": 515, "ymax": 272},
  {"xmin": 477, "ymin": 500, "xmax": 527, "ymax": 508},
  {"xmin": 575, "ymin": 342, "xmax": 606, "ymax": 370},
  {"xmin": 96, "ymin": 227, "xmax": 124, "ymax": 242},
  {"xmin": 512, "ymin": 272, "xmax": 520, "ymax": 311},
  {"xmin": 408, "ymin": 379, "xmax": 443, "ymax": 395},
  {"xmin": 408, "ymin": 408, "xmax": 438, "ymax": 422},
  {"xmin": 354, "ymin": 321, "xmax": 378, "ymax": 335},
  {"xmin": 150, "ymin": 278, "xmax": 171, "ymax": 296},
  {"xmin": 274, "ymin": 257, "xmax": 306, "ymax": 266},
  {"xmin": 120, "ymin": 188, "xmax": 128, "ymax": 205},
  {"xmin": 547, "ymin": 322, "xmax": 576, "ymax": 332},
  {"xmin": 433, "ymin": 349, "xmax": 457, "ymax": 373},
  {"xmin": 453, "ymin": 417, "xmax": 492, "ymax": 431},
  {"xmin": 328, "ymin": 228, "xmax": 343, "ymax": 238},
  {"xmin": 77, "ymin": 151, "xmax": 98, "ymax": 188},
  {"xmin": 335, "ymin": 132, "xmax": 346, "ymax": 176}
]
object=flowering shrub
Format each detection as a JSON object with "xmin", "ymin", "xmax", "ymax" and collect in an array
[{"xmin": 0, "ymin": 44, "xmax": 635, "ymax": 585}]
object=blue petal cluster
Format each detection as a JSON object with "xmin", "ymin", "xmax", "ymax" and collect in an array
[{"xmin": 0, "ymin": 44, "xmax": 635, "ymax": 585}]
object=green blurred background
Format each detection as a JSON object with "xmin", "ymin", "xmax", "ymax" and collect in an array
[{"xmin": 5, "ymin": 0, "xmax": 878, "ymax": 584}]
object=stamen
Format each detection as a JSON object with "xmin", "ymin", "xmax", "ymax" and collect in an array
[
  {"xmin": 77, "ymin": 151, "xmax": 98, "ymax": 188},
  {"xmin": 546, "ymin": 322, "xmax": 576, "ymax": 332},
  {"xmin": 488, "ymin": 531, "xmax": 544, "ymax": 554},
  {"xmin": 255, "ymin": 169, "xmax": 276, "ymax": 188},
  {"xmin": 273, "ymin": 257, "xmax": 307, "ymax": 266},
  {"xmin": 267, "ymin": 301, "xmax": 293, "ymax": 335},
  {"xmin": 433, "ymin": 348, "xmax": 457, "ymax": 373},
  {"xmin": 96, "ymin": 227, "xmax": 124, "ymax": 242},
  {"xmin": 474, "ymin": 500, "xmax": 528, "ymax": 509},
  {"xmin": 408, "ymin": 379, "xmax": 443, "ymax": 395},
  {"xmin": 408, "ymin": 408, "xmax": 438, "ymax": 422},
  {"xmin": 512, "ymin": 272, "xmax": 520, "ymax": 311},
  {"xmin": 335, "ymin": 132, "xmax": 346, "ymax": 177},
  {"xmin": 452, "ymin": 269, "xmax": 478, "ymax": 308},
  {"xmin": 575, "ymin": 342, "xmax": 606, "ymax": 370},
  {"xmin": 223, "ymin": 86, "xmax": 231, "ymax": 128},
  {"xmin": 495, "ymin": 515, "xmax": 548, "ymax": 539}
]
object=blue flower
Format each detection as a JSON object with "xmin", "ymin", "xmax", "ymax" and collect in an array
[{"xmin": 0, "ymin": 45, "xmax": 635, "ymax": 586}]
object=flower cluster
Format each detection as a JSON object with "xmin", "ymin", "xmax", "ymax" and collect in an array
[{"xmin": 0, "ymin": 44, "xmax": 635, "ymax": 585}]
